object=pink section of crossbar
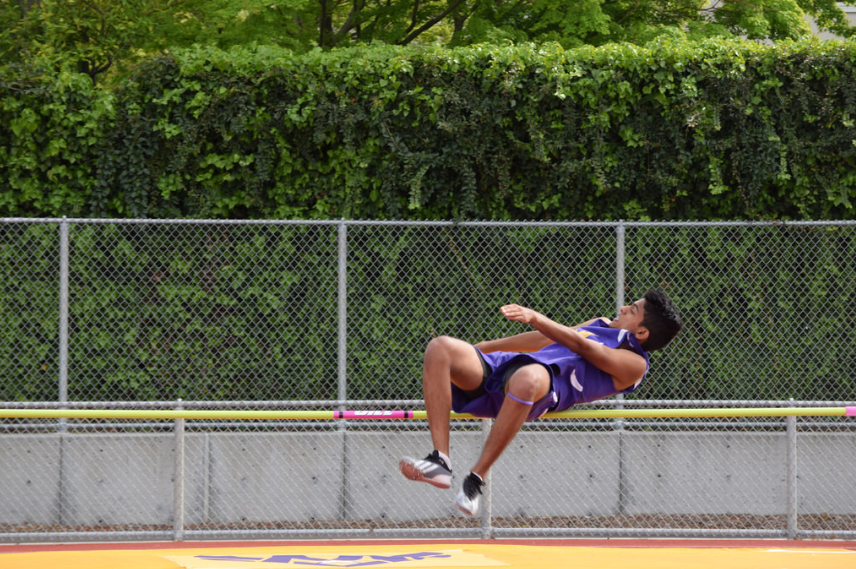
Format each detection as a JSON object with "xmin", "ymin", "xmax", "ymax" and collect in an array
[
  {"xmin": 334, "ymin": 410, "xmax": 412, "ymax": 419},
  {"xmin": 846, "ymin": 406, "xmax": 856, "ymax": 417}
]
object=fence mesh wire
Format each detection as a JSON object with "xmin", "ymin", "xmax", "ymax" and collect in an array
[{"xmin": 1, "ymin": 219, "xmax": 855, "ymax": 541}]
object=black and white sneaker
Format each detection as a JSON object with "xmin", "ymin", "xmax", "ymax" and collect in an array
[
  {"xmin": 454, "ymin": 472, "xmax": 485, "ymax": 516},
  {"xmin": 399, "ymin": 450, "xmax": 453, "ymax": 489}
]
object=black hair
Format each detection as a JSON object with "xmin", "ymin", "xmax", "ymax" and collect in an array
[{"xmin": 639, "ymin": 289, "xmax": 683, "ymax": 352}]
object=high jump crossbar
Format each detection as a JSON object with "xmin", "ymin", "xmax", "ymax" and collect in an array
[{"xmin": 0, "ymin": 407, "xmax": 854, "ymax": 420}]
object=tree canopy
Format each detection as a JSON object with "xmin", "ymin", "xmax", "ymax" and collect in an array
[{"xmin": 1, "ymin": 0, "xmax": 855, "ymax": 84}]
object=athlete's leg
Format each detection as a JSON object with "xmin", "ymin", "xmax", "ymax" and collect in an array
[
  {"xmin": 469, "ymin": 363, "xmax": 551, "ymax": 478},
  {"xmin": 421, "ymin": 335, "xmax": 485, "ymax": 456},
  {"xmin": 400, "ymin": 336, "xmax": 484, "ymax": 489}
]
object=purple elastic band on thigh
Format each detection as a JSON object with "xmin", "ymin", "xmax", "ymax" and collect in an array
[{"xmin": 507, "ymin": 392, "xmax": 534, "ymax": 406}]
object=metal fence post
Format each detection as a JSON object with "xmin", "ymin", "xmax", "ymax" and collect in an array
[
  {"xmin": 615, "ymin": 221, "xmax": 627, "ymax": 514},
  {"xmin": 615, "ymin": 221, "xmax": 625, "ymax": 310},
  {"xmin": 337, "ymin": 220, "xmax": 350, "ymax": 521},
  {"xmin": 787, "ymin": 401, "xmax": 798, "ymax": 539},
  {"xmin": 481, "ymin": 418, "xmax": 493, "ymax": 538},
  {"xmin": 58, "ymin": 217, "xmax": 69, "ymax": 428},
  {"xmin": 338, "ymin": 219, "xmax": 348, "ymax": 409},
  {"xmin": 174, "ymin": 399, "xmax": 185, "ymax": 541}
]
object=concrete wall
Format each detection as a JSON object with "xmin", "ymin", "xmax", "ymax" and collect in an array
[
  {"xmin": 0, "ymin": 435, "xmax": 61, "ymax": 525},
  {"xmin": 1, "ymin": 430, "xmax": 854, "ymax": 526}
]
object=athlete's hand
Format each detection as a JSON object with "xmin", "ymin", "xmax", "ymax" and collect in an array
[{"xmin": 500, "ymin": 304, "xmax": 538, "ymax": 324}]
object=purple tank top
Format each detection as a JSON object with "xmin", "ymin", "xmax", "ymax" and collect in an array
[{"xmin": 517, "ymin": 319, "xmax": 650, "ymax": 409}]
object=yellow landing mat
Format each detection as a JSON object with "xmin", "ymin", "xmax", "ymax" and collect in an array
[{"xmin": 2, "ymin": 543, "xmax": 855, "ymax": 569}]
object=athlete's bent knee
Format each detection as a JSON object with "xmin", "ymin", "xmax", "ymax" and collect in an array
[
  {"xmin": 505, "ymin": 366, "xmax": 550, "ymax": 404},
  {"xmin": 424, "ymin": 335, "xmax": 456, "ymax": 362}
]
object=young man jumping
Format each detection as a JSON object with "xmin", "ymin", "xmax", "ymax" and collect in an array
[{"xmin": 399, "ymin": 289, "xmax": 682, "ymax": 516}]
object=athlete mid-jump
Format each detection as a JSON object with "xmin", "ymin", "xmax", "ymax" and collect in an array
[{"xmin": 399, "ymin": 289, "xmax": 682, "ymax": 516}]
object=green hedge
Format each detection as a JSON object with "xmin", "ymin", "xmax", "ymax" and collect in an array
[{"xmin": 2, "ymin": 38, "xmax": 856, "ymax": 220}]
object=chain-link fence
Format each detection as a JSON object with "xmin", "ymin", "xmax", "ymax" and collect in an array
[{"xmin": 1, "ymin": 218, "xmax": 855, "ymax": 542}]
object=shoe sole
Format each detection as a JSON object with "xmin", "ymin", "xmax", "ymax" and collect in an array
[
  {"xmin": 454, "ymin": 501, "xmax": 478, "ymax": 517},
  {"xmin": 398, "ymin": 458, "xmax": 452, "ymax": 489}
]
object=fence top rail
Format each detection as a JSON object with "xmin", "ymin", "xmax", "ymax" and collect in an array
[{"xmin": 3, "ymin": 218, "xmax": 856, "ymax": 229}]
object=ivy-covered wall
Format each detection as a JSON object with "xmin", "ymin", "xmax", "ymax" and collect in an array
[{"xmin": 2, "ymin": 38, "xmax": 855, "ymax": 221}]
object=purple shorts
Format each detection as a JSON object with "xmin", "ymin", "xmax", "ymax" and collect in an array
[{"xmin": 450, "ymin": 347, "xmax": 559, "ymax": 421}]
